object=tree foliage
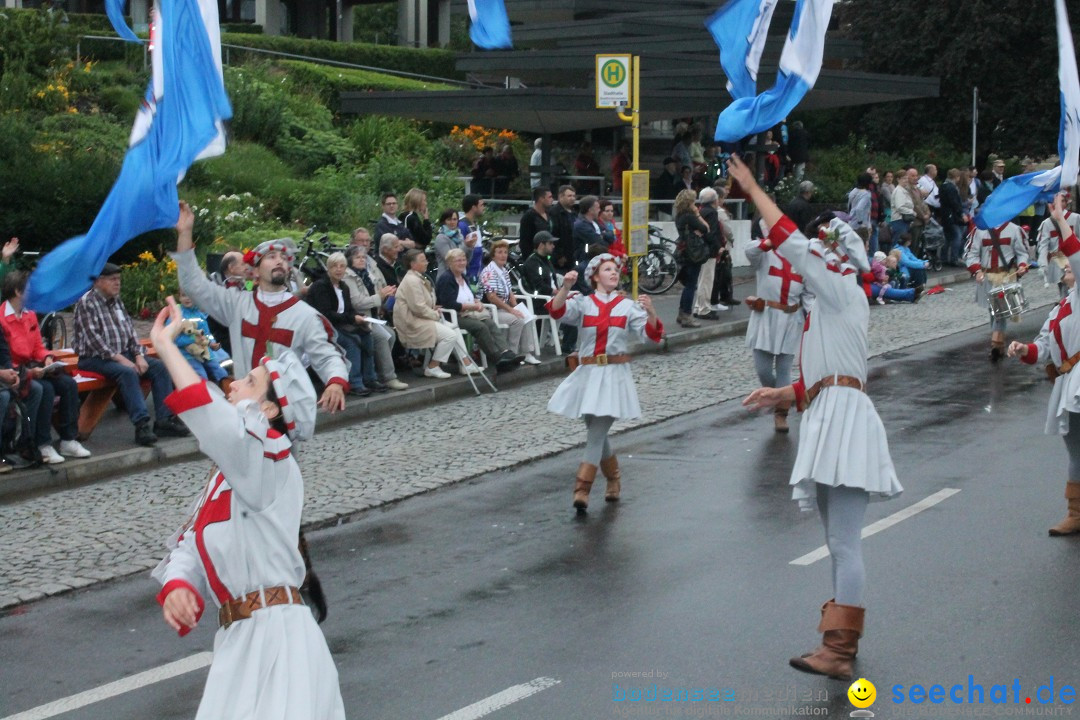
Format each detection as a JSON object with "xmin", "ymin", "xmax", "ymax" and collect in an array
[{"xmin": 838, "ymin": 0, "xmax": 1078, "ymax": 162}]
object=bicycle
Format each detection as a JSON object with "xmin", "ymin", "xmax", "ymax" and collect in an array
[
  {"xmin": 295, "ymin": 226, "xmax": 346, "ymax": 285},
  {"xmin": 635, "ymin": 225, "xmax": 680, "ymax": 295},
  {"xmin": 40, "ymin": 312, "xmax": 67, "ymax": 351}
]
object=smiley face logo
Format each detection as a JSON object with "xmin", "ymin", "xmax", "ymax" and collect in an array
[{"xmin": 848, "ymin": 678, "xmax": 876, "ymax": 708}]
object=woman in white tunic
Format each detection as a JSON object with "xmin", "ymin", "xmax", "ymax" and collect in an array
[
  {"xmin": 732, "ymin": 155, "xmax": 902, "ymax": 682},
  {"xmin": 743, "ymin": 238, "xmax": 811, "ymax": 433},
  {"xmin": 1009, "ymin": 194, "xmax": 1080, "ymax": 536},
  {"xmin": 547, "ymin": 254, "xmax": 664, "ymax": 510},
  {"xmin": 149, "ymin": 298, "xmax": 345, "ymax": 720},
  {"xmin": 963, "ymin": 220, "xmax": 1030, "ymax": 360}
]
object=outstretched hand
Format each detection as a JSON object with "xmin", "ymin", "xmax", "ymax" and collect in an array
[
  {"xmin": 743, "ymin": 385, "xmax": 794, "ymax": 411},
  {"xmin": 726, "ymin": 154, "xmax": 757, "ymax": 193},
  {"xmin": 1006, "ymin": 340, "xmax": 1028, "ymax": 359},
  {"xmin": 150, "ymin": 297, "xmax": 184, "ymax": 351}
]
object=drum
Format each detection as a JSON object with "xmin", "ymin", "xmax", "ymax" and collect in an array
[{"xmin": 988, "ymin": 281, "xmax": 1029, "ymax": 320}]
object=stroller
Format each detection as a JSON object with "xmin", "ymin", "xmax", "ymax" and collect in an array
[{"xmin": 919, "ymin": 218, "xmax": 947, "ymax": 272}]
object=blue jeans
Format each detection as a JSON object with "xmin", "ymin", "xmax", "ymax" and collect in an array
[
  {"xmin": 870, "ymin": 283, "xmax": 916, "ymax": 302},
  {"xmin": 336, "ymin": 329, "xmax": 378, "ymax": 390},
  {"xmin": 889, "ymin": 219, "xmax": 911, "ymax": 243},
  {"xmin": 943, "ymin": 222, "xmax": 964, "ymax": 264},
  {"xmin": 868, "ymin": 223, "xmax": 879, "ymax": 257},
  {"xmin": 0, "ymin": 379, "xmax": 52, "ymax": 447},
  {"xmin": 78, "ymin": 353, "xmax": 175, "ymax": 425},
  {"xmin": 183, "ymin": 353, "xmax": 228, "ymax": 383},
  {"xmin": 679, "ymin": 262, "xmax": 701, "ymax": 314}
]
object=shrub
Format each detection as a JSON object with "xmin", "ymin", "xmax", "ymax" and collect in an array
[
  {"xmin": 97, "ymin": 83, "xmax": 141, "ymax": 119},
  {"xmin": 185, "ymin": 141, "xmax": 294, "ymax": 194},
  {"xmin": 278, "ymin": 59, "xmax": 455, "ymax": 110},
  {"xmin": 225, "ymin": 66, "xmax": 289, "ymax": 147},
  {"xmin": 119, "ymin": 250, "xmax": 178, "ymax": 318},
  {"xmin": 221, "ymin": 23, "xmax": 262, "ymax": 35}
]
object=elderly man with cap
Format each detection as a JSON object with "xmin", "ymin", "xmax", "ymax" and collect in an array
[
  {"xmin": 72, "ymin": 262, "xmax": 188, "ymax": 447},
  {"xmin": 149, "ymin": 299, "xmax": 345, "ymax": 720},
  {"xmin": 172, "ymin": 202, "xmax": 350, "ymax": 413},
  {"xmin": 733, "ymin": 154, "xmax": 902, "ymax": 682}
]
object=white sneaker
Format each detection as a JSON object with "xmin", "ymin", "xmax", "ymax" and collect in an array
[
  {"xmin": 385, "ymin": 378, "xmax": 409, "ymax": 391},
  {"xmin": 460, "ymin": 362, "xmax": 481, "ymax": 375},
  {"xmin": 523, "ymin": 353, "xmax": 542, "ymax": 365},
  {"xmin": 712, "ymin": 303, "xmax": 730, "ymax": 312},
  {"xmin": 424, "ymin": 366, "xmax": 451, "ymax": 379},
  {"xmin": 39, "ymin": 444, "xmax": 65, "ymax": 464},
  {"xmin": 59, "ymin": 439, "xmax": 92, "ymax": 458}
]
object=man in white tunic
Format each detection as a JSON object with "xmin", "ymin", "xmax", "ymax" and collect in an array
[
  {"xmin": 733, "ymin": 155, "xmax": 902, "ymax": 682},
  {"xmin": 963, "ymin": 220, "xmax": 1030, "ymax": 361},
  {"xmin": 1035, "ymin": 196, "xmax": 1080, "ymax": 295},
  {"xmin": 172, "ymin": 202, "xmax": 349, "ymax": 412},
  {"xmin": 1010, "ymin": 193, "xmax": 1080, "ymax": 536},
  {"xmin": 743, "ymin": 237, "xmax": 811, "ymax": 432},
  {"xmin": 150, "ymin": 296, "xmax": 345, "ymax": 720}
]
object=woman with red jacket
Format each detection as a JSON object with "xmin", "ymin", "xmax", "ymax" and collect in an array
[{"xmin": 0, "ymin": 270, "xmax": 90, "ymax": 461}]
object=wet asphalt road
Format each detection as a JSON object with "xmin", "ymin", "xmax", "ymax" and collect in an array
[{"xmin": 5, "ymin": 311, "xmax": 1080, "ymax": 720}]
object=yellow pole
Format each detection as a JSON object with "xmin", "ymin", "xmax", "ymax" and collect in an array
[{"xmin": 615, "ymin": 57, "xmax": 640, "ymax": 297}]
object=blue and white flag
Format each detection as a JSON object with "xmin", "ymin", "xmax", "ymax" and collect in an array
[
  {"xmin": 25, "ymin": 0, "xmax": 231, "ymax": 312},
  {"xmin": 706, "ymin": 0, "xmax": 779, "ymax": 101},
  {"xmin": 710, "ymin": 0, "xmax": 833, "ymax": 143},
  {"xmin": 467, "ymin": 0, "xmax": 512, "ymax": 50},
  {"xmin": 976, "ymin": 0, "xmax": 1079, "ymax": 230}
]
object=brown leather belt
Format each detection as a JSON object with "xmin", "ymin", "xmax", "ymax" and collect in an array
[
  {"xmin": 579, "ymin": 353, "xmax": 631, "ymax": 366},
  {"xmin": 805, "ymin": 375, "xmax": 865, "ymax": 406},
  {"xmin": 219, "ymin": 585, "xmax": 303, "ymax": 629},
  {"xmin": 1047, "ymin": 350, "xmax": 1080, "ymax": 381},
  {"xmin": 745, "ymin": 297, "xmax": 799, "ymax": 313}
]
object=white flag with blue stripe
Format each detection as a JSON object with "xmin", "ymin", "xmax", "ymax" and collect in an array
[
  {"xmin": 706, "ymin": 0, "xmax": 779, "ymax": 100},
  {"xmin": 26, "ymin": 0, "xmax": 231, "ymax": 312},
  {"xmin": 976, "ymin": 0, "xmax": 1079, "ymax": 230},
  {"xmin": 468, "ymin": 0, "xmax": 512, "ymax": 49},
  {"xmin": 709, "ymin": 0, "xmax": 833, "ymax": 143}
]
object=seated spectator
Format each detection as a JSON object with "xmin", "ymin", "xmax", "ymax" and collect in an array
[
  {"xmin": 372, "ymin": 193, "xmax": 414, "ymax": 247},
  {"xmin": 866, "ymin": 251, "xmax": 918, "ymax": 304},
  {"xmin": 166, "ymin": 289, "xmax": 230, "ymax": 383},
  {"xmin": 0, "ymin": 270, "xmax": 90, "ymax": 462},
  {"xmin": 521, "ymin": 231, "xmax": 578, "ymax": 353},
  {"xmin": 306, "ymin": 252, "xmax": 384, "ymax": 397},
  {"xmin": 376, "ymin": 233, "xmax": 406, "ymax": 289},
  {"xmin": 895, "ymin": 234, "xmax": 930, "ymax": 288},
  {"xmin": 435, "ymin": 249, "xmax": 523, "ymax": 370},
  {"xmin": 341, "ymin": 245, "xmax": 408, "ymax": 391},
  {"xmin": 400, "ymin": 188, "xmax": 432, "ymax": 251},
  {"xmin": 480, "ymin": 240, "xmax": 540, "ymax": 365},
  {"xmin": 597, "ymin": 199, "xmax": 624, "ymax": 257},
  {"xmin": 393, "ymin": 249, "xmax": 481, "ymax": 379},
  {"xmin": 72, "ymin": 263, "xmax": 188, "ymax": 446},
  {"xmin": 433, "ymin": 208, "xmax": 477, "ymax": 278}
]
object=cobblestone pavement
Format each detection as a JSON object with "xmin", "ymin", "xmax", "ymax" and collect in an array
[{"xmin": 0, "ymin": 281, "xmax": 1060, "ymax": 608}]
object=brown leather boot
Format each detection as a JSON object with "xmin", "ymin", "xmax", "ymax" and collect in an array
[
  {"xmin": 600, "ymin": 455, "xmax": 622, "ymax": 502},
  {"xmin": 774, "ymin": 403, "xmax": 790, "ymax": 433},
  {"xmin": 1050, "ymin": 482, "xmax": 1080, "ymax": 536},
  {"xmin": 789, "ymin": 601, "xmax": 864, "ymax": 680},
  {"xmin": 990, "ymin": 331, "xmax": 1006, "ymax": 362},
  {"xmin": 573, "ymin": 463, "xmax": 598, "ymax": 509}
]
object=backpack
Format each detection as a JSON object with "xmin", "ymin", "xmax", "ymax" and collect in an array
[{"xmin": 1, "ymin": 386, "xmax": 41, "ymax": 468}]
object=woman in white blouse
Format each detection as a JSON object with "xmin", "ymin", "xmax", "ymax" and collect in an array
[{"xmin": 479, "ymin": 240, "xmax": 540, "ymax": 364}]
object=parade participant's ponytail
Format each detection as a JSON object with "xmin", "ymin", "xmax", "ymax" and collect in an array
[{"xmin": 263, "ymin": 381, "xmax": 289, "ymax": 437}]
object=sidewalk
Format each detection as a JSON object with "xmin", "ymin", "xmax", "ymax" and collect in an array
[{"xmin": 0, "ymin": 265, "xmax": 971, "ymax": 502}]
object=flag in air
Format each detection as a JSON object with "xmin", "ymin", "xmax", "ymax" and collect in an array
[
  {"xmin": 976, "ymin": 0, "xmax": 1079, "ymax": 229},
  {"xmin": 708, "ymin": 0, "xmax": 834, "ymax": 143},
  {"xmin": 467, "ymin": 0, "xmax": 513, "ymax": 49},
  {"xmin": 25, "ymin": 0, "xmax": 231, "ymax": 312}
]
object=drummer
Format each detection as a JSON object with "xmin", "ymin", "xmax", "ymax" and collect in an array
[
  {"xmin": 1008, "ymin": 193, "xmax": 1080, "ymax": 535},
  {"xmin": 1036, "ymin": 192, "xmax": 1080, "ymax": 297},
  {"xmin": 964, "ymin": 219, "xmax": 1030, "ymax": 361}
]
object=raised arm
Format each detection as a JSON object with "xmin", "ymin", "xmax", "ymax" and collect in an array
[
  {"xmin": 1052, "ymin": 192, "xmax": 1080, "ymax": 282},
  {"xmin": 172, "ymin": 203, "xmax": 238, "ymax": 327}
]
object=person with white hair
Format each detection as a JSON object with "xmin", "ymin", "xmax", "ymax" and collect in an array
[
  {"xmin": 149, "ymin": 301, "xmax": 346, "ymax": 720},
  {"xmin": 693, "ymin": 187, "xmax": 727, "ymax": 319},
  {"xmin": 733, "ymin": 154, "xmax": 902, "ymax": 682},
  {"xmin": 546, "ymin": 254, "xmax": 664, "ymax": 511}
]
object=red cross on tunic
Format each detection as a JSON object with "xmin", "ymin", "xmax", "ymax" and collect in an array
[
  {"xmin": 767, "ymin": 255, "xmax": 804, "ymax": 305},
  {"xmin": 981, "ymin": 224, "xmax": 1013, "ymax": 270},
  {"xmin": 1050, "ymin": 298, "xmax": 1073, "ymax": 361},
  {"xmin": 582, "ymin": 295, "xmax": 628, "ymax": 355},
  {"xmin": 193, "ymin": 472, "xmax": 233, "ymax": 605},
  {"xmin": 241, "ymin": 292, "xmax": 300, "ymax": 369}
]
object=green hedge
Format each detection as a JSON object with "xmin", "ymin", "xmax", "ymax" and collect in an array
[
  {"xmin": 220, "ymin": 33, "xmax": 462, "ymax": 81},
  {"xmin": 221, "ymin": 23, "xmax": 262, "ymax": 35},
  {"xmin": 278, "ymin": 60, "xmax": 456, "ymax": 110}
]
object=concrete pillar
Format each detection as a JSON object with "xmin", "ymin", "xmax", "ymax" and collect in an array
[
  {"xmin": 340, "ymin": 2, "xmax": 354, "ymax": 42},
  {"xmin": 129, "ymin": 0, "xmax": 149, "ymax": 32},
  {"xmin": 255, "ymin": 0, "xmax": 283, "ymax": 36},
  {"xmin": 436, "ymin": 0, "xmax": 450, "ymax": 47},
  {"xmin": 397, "ymin": 0, "xmax": 416, "ymax": 47}
]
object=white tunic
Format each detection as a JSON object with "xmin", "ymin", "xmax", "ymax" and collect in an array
[
  {"xmin": 152, "ymin": 382, "xmax": 345, "ymax": 720},
  {"xmin": 174, "ymin": 250, "xmax": 350, "ymax": 386},
  {"xmin": 768, "ymin": 217, "xmax": 902, "ymax": 503},
  {"xmin": 963, "ymin": 222, "xmax": 1030, "ymax": 307},
  {"xmin": 1036, "ymin": 212, "xmax": 1080, "ymax": 286},
  {"xmin": 744, "ymin": 240, "xmax": 810, "ymax": 356},
  {"xmin": 546, "ymin": 291, "xmax": 664, "ymax": 419}
]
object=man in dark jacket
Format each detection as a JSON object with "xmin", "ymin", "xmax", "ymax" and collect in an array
[
  {"xmin": 372, "ymin": 193, "xmax": 414, "ymax": 247},
  {"xmin": 549, "ymin": 184, "xmax": 578, "ymax": 272},
  {"xmin": 783, "ymin": 181, "xmax": 816, "ymax": 236},
  {"xmin": 518, "ymin": 187, "xmax": 554, "ymax": 258},
  {"xmin": 520, "ymin": 231, "xmax": 577, "ymax": 352},
  {"xmin": 939, "ymin": 168, "xmax": 967, "ymax": 266}
]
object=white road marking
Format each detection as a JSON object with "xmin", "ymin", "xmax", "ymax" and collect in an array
[
  {"xmin": 1, "ymin": 652, "xmax": 213, "ymax": 720},
  {"xmin": 434, "ymin": 677, "xmax": 561, "ymax": 720},
  {"xmin": 790, "ymin": 488, "xmax": 961, "ymax": 566}
]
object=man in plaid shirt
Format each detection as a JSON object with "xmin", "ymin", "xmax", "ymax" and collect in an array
[{"xmin": 73, "ymin": 263, "xmax": 188, "ymax": 446}]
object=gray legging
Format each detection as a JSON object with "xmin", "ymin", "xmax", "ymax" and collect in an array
[
  {"xmin": 815, "ymin": 483, "xmax": 870, "ymax": 607},
  {"xmin": 1064, "ymin": 412, "xmax": 1080, "ymax": 478},
  {"xmin": 753, "ymin": 349, "xmax": 794, "ymax": 389},
  {"xmin": 583, "ymin": 414, "xmax": 615, "ymax": 466}
]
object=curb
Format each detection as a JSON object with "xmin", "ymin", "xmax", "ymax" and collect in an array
[{"xmin": 0, "ymin": 269, "xmax": 973, "ymax": 504}]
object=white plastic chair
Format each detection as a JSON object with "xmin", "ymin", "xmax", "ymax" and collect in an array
[{"xmin": 439, "ymin": 310, "xmax": 497, "ymax": 395}]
